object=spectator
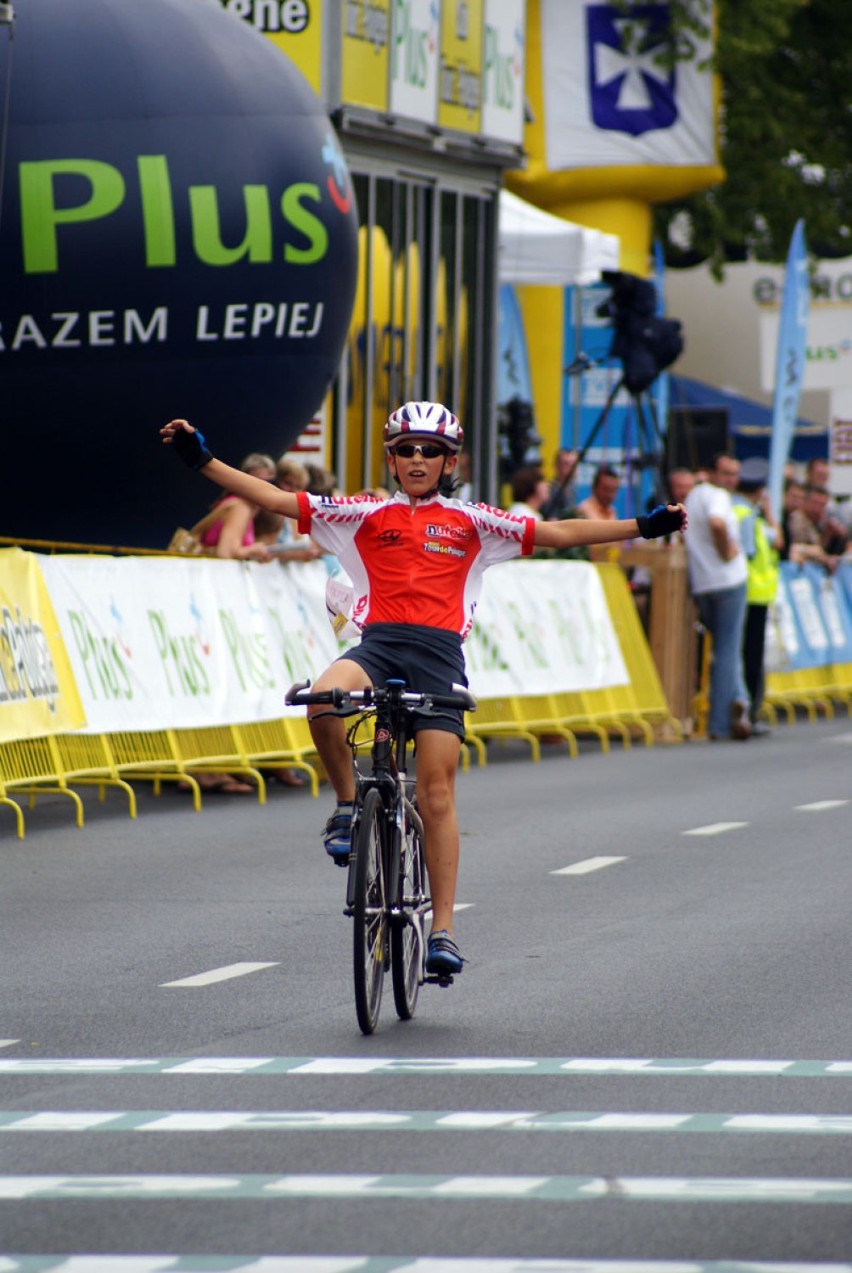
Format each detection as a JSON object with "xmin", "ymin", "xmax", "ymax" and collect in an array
[
  {"xmin": 578, "ymin": 465, "xmax": 620, "ymax": 521},
  {"xmin": 540, "ymin": 448, "xmax": 579, "ymax": 521},
  {"xmin": 667, "ymin": 467, "xmax": 696, "ymax": 505},
  {"xmin": 732, "ymin": 458, "xmax": 781, "ymax": 737},
  {"xmin": 507, "ymin": 466, "xmax": 550, "ymax": 520},
  {"xmin": 198, "ymin": 494, "xmax": 272, "ymax": 563},
  {"xmin": 684, "ymin": 452, "xmax": 751, "ymax": 741},
  {"xmin": 578, "ymin": 465, "xmax": 621, "ymax": 562},
  {"xmin": 264, "ymin": 459, "xmax": 324, "ymax": 564},
  {"xmin": 788, "ymin": 483, "xmax": 848, "ymax": 571},
  {"xmin": 305, "ymin": 462, "xmax": 339, "ymax": 497},
  {"xmin": 240, "ymin": 452, "xmax": 276, "ymax": 480},
  {"xmin": 779, "ymin": 477, "xmax": 806, "ymax": 561}
]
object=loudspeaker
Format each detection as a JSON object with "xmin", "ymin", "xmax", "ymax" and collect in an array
[{"xmin": 666, "ymin": 407, "xmax": 730, "ymax": 472}]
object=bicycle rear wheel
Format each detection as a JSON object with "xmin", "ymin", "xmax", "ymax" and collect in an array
[
  {"xmin": 352, "ymin": 787, "xmax": 387, "ymax": 1035},
  {"xmin": 391, "ymin": 800, "xmax": 426, "ymax": 1020}
]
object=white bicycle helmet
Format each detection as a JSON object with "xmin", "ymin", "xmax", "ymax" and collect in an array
[{"xmin": 383, "ymin": 401, "xmax": 464, "ymax": 452}]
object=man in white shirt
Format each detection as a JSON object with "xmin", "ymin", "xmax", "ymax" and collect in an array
[{"xmin": 685, "ymin": 453, "xmax": 751, "ymax": 740}]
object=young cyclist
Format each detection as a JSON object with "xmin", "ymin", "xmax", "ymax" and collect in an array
[{"xmin": 162, "ymin": 404, "xmax": 686, "ymax": 976}]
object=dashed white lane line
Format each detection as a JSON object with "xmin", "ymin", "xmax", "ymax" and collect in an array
[
  {"xmin": 795, "ymin": 800, "xmax": 849, "ymax": 812},
  {"xmin": 552, "ymin": 857, "xmax": 627, "ymax": 876},
  {"xmin": 683, "ymin": 822, "xmax": 749, "ymax": 837},
  {"xmin": 160, "ymin": 962, "xmax": 279, "ymax": 988},
  {"xmin": 0, "ymin": 1041, "xmax": 20, "ymax": 1050}
]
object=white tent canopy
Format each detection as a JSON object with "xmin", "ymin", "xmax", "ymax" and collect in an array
[{"xmin": 497, "ymin": 189, "xmax": 620, "ymax": 287}]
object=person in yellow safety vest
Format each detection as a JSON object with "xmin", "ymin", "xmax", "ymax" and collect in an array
[{"xmin": 733, "ymin": 457, "xmax": 782, "ymax": 738}]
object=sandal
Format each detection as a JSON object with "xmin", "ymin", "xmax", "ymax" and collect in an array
[
  {"xmin": 209, "ymin": 777, "xmax": 254, "ymax": 794},
  {"xmin": 272, "ymin": 769, "xmax": 306, "ymax": 787}
]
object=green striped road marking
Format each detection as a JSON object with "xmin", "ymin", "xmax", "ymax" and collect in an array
[
  {"xmin": 3, "ymin": 1110, "xmax": 852, "ymax": 1134},
  {"xmin": 3, "ymin": 1261, "xmax": 852, "ymax": 1273},
  {"xmin": 0, "ymin": 1057, "xmax": 850, "ymax": 1076},
  {"xmin": 1, "ymin": 1174, "xmax": 852, "ymax": 1202}
]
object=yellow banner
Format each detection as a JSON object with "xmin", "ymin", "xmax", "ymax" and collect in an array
[
  {"xmin": 264, "ymin": 0, "xmax": 323, "ymax": 96},
  {"xmin": 0, "ymin": 549, "xmax": 85, "ymax": 742},
  {"xmin": 342, "ymin": 0, "xmax": 391, "ymax": 112},
  {"xmin": 438, "ymin": 0, "xmax": 483, "ymax": 133}
]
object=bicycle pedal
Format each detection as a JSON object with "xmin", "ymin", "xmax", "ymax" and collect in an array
[{"xmin": 424, "ymin": 973, "xmax": 454, "ymax": 987}]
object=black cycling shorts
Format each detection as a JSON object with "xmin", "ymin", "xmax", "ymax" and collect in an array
[{"xmin": 337, "ymin": 622, "xmax": 468, "ymax": 739}]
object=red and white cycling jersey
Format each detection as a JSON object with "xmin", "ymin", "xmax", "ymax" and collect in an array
[{"xmin": 297, "ymin": 490, "xmax": 535, "ymax": 638}]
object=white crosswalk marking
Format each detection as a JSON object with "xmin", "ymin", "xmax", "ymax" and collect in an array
[{"xmin": 4, "ymin": 1054, "xmax": 850, "ymax": 1266}]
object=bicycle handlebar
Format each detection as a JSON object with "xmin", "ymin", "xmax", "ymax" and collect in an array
[{"xmin": 285, "ymin": 679, "xmax": 477, "ymax": 714}]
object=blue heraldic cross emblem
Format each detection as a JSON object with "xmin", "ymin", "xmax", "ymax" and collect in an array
[{"xmin": 586, "ymin": 3, "xmax": 677, "ymax": 136}]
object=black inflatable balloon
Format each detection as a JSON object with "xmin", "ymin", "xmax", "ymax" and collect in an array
[{"xmin": 0, "ymin": 0, "xmax": 358, "ymax": 546}]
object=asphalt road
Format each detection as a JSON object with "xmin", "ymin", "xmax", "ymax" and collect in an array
[{"xmin": 1, "ymin": 716, "xmax": 852, "ymax": 1271}]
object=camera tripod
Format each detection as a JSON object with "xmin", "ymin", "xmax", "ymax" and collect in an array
[{"xmin": 556, "ymin": 360, "xmax": 669, "ymax": 513}]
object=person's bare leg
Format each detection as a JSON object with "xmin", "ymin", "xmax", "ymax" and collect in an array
[
  {"xmin": 307, "ymin": 660, "xmax": 372, "ymax": 802},
  {"xmin": 414, "ymin": 728, "xmax": 462, "ymax": 936}
]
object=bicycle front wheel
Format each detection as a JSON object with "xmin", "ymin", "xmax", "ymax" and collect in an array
[
  {"xmin": 352, "ymin": 788, "xmax": 388, "ymax": 1035},
  {"xmin": 391, "ymin": 799, "xmax": 426, "ymax": 1020}
]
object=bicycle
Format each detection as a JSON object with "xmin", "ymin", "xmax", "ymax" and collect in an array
[{"xmin": 285, "ymin": 678, "xmax": 477, "ymax": 1035}]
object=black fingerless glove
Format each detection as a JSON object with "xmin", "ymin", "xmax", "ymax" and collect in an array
[
  {"xmin": 636, "ymin": 504, "xmax": 684, "ymax": 539},
  {"xmin": 172, "ymin": 426, "xmax": 213, "ymax": 471}
]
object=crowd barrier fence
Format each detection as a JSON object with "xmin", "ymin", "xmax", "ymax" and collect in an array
[{"xmin": 5, "ymin": 547, "xmax": 850, "ymax": 837}]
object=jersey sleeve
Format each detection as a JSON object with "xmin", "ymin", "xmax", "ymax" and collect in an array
[
  {"xmin": 465, "ymin": 503, "xmax": 537, "ymax": 563},
  {"xmin": 296, "ymin": 491, "xmax": 376, "ymax": 556}
]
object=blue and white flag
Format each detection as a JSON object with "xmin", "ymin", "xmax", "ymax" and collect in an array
[
  {"xmin": 540, "ymin": 1, "xmax": 716, "ymax": 169},
  {"xmin": 768, "ymin": 220, "xmax": 809, "ymax": 521}
]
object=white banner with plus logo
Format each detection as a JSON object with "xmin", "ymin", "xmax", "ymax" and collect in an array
[
  {"xmin": 36, "ymin": 557, "xmax": 342, "ymax": 733},
  {"xmin": 540, "ymin": 0, "xmax": 716, "ymax": 169},
  {"xmin": 468, "ymin": 559, "xmax": 629, "ymax": 694},
  {"xmin": 32, "ymin": 553, "xmax": 628, "ymax": 736}
]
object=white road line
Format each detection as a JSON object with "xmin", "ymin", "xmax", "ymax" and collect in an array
[
  {"xmin": 7, "ymin": 1262, "xmax": 852, "ymax": 1273},
  {"xmin": 552, "ymin": 857, "xmax": 627, "ymax": 875},
  {"xmin": 795, "ymin": 800, "xmax": 850, "ymax": 812},
  {"xmin": 2, "ymin": 1172, "xmax": 852, "ymax": 1202},
  {"xmin": 0, "ymin": 1040, "xmax": 20, "ymax": 1050},
  {"xmin": 829, "ymin": 731, "xmax": 852, "ymax": 744},
  {"xmin": 0, "ymin": 1057, "xmax": 850, "ymax": 1077},
  {"xmin": 160, "ymin": 962, "xmax": 279, "ymax": 988},
  {"xmin": 683, "ymin": 822, "xmax": 749, "ymax": 837}
]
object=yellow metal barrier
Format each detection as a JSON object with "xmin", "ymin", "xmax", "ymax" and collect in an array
[
  {"xmin": 234, "ymin": 719, "xmax": 321, "ymax": 796},
  {"xmin": 104, "ymin": 730, "xmax": 203, "ymax": 810},
  {"xmin": 594, "ymin": 563, "xmax": 683, "ymax": 741},
  {"xmin": 0, "ymin": 737, "xmax": 84, "ymax": 839},
  {"xmin": 54, "ymin": 733, "xmax": 137, "ymax": 819},
  {"xmin": 171, "ymin": 725, "xmax": 267, "ymax": 803}
]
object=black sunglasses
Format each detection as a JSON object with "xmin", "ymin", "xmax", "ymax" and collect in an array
[{"xmin": 391, "ymin": 443, "xmax": 448, "ymax": 459}]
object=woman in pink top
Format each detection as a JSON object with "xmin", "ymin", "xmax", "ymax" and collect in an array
[{"xmin": 200, "ymin": 494, "xmax": 271, "ymax": 562}]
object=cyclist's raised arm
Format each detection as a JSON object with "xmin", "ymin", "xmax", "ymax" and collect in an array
[
  {"xmin": 160, "ymin": 418, "xmax": 301, "ymax": 520},
  {"xmin": 533, "ymin": 502, "xmax": 687, "ymax": 551}
]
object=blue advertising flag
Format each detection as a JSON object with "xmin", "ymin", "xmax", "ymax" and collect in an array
[{"xmin": 768, "ymin": 220, "xmax": 809, "ymax": 521}]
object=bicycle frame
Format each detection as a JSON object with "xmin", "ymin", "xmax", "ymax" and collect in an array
[{"xmin": 346, "ymin": 680, "xmax": 419, "ymax": 923}]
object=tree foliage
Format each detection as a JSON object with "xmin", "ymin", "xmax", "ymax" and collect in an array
[{"xmin": 651, "ymin": 0, "xmax": 852, "ymax": 273}]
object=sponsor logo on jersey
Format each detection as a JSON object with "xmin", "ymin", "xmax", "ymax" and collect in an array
[
  {"xmin": 423, "ymin": 540, "xmax": 466, "ymax": 559},
  {"xmin": 378, "ymin": 529, "xmax": 402, "ymax": 545},
  {"xmin": 426, "ymin": 523, "xmax": 473, "ymax": 541}
]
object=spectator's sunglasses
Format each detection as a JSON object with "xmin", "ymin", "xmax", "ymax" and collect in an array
[{"xmin": 391, "ymin": 442, "xmax": 448, "ymax": 459}]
